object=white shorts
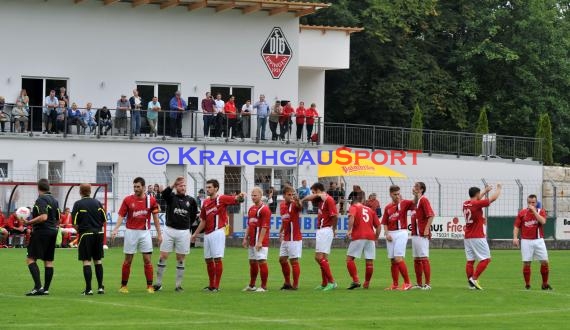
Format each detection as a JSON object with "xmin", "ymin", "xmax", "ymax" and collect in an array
[
  {"xmin": 279, "ymin": 240, "xmax": 303, "ymax": 259},
  {"xmin": 521, "ymin": 238, "xmax": 548, "ymax": 262},
  {"xmin": 160, "ymin": 226, "xmax": 190, "ymax": 255},
  {"xmin": 123, "ymin": 229, "xmax": 153, "ymax": 254},
  {"xmin": 248, "ymin": 246, "xmax": 269, "ymax": 260},
  {"xmin": 464, "ymin": 238, "xmax": 491, "ymax": 261},
  {"xmin": 347, "ymin": 239, "xmax": 376, "ymax": 260},
  {"xmin": 315, "ymin": 227, "xmax": 334, "ymax": 254},
  {"xmin": 412, "ymin": 236, "xmax": 430, "ymax": 258},
  {"xmin": 204, "ymin": 228, "xmax": 225, "ymax": 259},
  {"xmin": 387, "ymin": 230, "xmax": 408, "ymax": 259},
  {"xmin": 61, "ymin": 228, "xmax": 77, "ymax": 234}
]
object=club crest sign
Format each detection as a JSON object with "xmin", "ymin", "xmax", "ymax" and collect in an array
[{"xmin": 261, "ymin": 27, "xmax": 292, "ymax": 79}]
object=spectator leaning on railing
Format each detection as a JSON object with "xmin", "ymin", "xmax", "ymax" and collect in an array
[
  {"xmin": 129, "ymin": 89, "xmax": 143, "ymax": 136},
  {"xmin": 95, "ymin": 106, "xmax": 112, "ymax": 135},
  {"xmin": 305, "ymin": 103, "xmax": 319, "ymax": 142},
  {"xmin": 280, "ymin": 101, "xmax": 294, "ymax": 141},
  {"xmin": 295, "ymin": 101, "xmax": 306, "ymax": 141},
  {"xmin": 54, "ymin": 100, "xmax": 68, "ymax": 134},
  {"xmin": 169, "ymin": 91, "xmax": 187, "ymax": 138},
  {"xmin": 68, "ymin": 103, "xmax": 86, "ymax": 134},
  {"xmin": 224, "ymin": 95, "xmax": 238, "ymax": 140},
  {"xmin": 147, "ymin": 96, "xmax": 161, "ymax": 137},
  {"xmin": 0, "ymin": 96, "xmax": 8, "ymax": 133},
  {"xmin": 116, "ymin": 94, "xmax": 130, "ymax": 135},
  {"xmin": 254, "ymin": 94, "xmax": 269, "ymax": 141},
  {"xmin": 44, "ymin": 90, "xmax": 58, "ymax": 134},
  {"xmin": 82, "ymin": 103, "xmax": 97, "ymax": 134},
  {"xmin": 201, "ymin": 92, "xmax": 215, "ymax": 138},
  {"xmin": 269, "ymin": 100, "xmax": 281, "ymax": 141}
]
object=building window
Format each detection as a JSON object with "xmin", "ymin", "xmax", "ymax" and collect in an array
[
  {"xmin": 211, "ymin": 85, "xmax": 253, "ymax": 109},
  {"xmin": 0, "ymin": 162, "xmax": 9, "ymax": 179},
  {"xmin": 254, "ymin": 167, "xmax": 295, "ymax": 194},
  {"xmin": 22, "ymin": 77, "xmax": 68, "ymax": 132},
  {"xmin": 96, "ymin": 163, "xmax": 116, "ymax": 193},
  {"xmin": 136, "ymin": 82, "xmax": 180, "ymax": 135}
]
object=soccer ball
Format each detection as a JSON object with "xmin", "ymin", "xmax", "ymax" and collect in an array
[{"xmin": 15, "ymin": 207, "xmax": 31, "ymax": 220}]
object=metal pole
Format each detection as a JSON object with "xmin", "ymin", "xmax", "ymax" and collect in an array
[
  {"xmin": 515, "ymin": 179, "xmax": 523, "ymax": 211},
  {"xmin": 434, "ymin": 177, "xmax": 442, "ymax": 215},
  {"xmin": 481, "ymin": 178, "xmax": 488, "ymax": 218},
  {"xmin": 549, "ymin": 180, "xmax": 557, "ymax": 217},
  {"xmin": 187, "ymin": 171, "xmax": 198, "ymax": 197}
]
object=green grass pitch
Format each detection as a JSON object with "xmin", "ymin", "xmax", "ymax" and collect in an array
[{"xmin": 0, "ymin": 247, "xmax": 569, "ymax": 329}]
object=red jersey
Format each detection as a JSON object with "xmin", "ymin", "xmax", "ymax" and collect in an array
[
  {"xmin": 280, "ymin": 201, "xmax": 302, "ymax": 241},
  {"xmin": 463, "ymin": 199, "xmax": 491, "ymax": 239},
  {"xmin": 381, "ymin": 200, "xmax": 414, "ymax": 231},
  {"xmin": 118, "ymin": 194, "xmax": 159, "ymax": 230},
  {"xmin": 305, "ymin": 107, "xmax": 318, "ymax": 125},
  {"xmin": 6, "ymin": 214, "xmax": 24, "ymax": 230},
  {"xmin": 515, "ymin": 208, "xmax": 547, "ymax": 239},
  {"xmin": 317, "ymin": 194, "xmax": 338, "ymax": 229},
  {"xmin": 247, "ymin": 203, "xmax": 271, "ymax": 247},
  {"xmin": 410, "ymin": 196, "xmax": 435, "ymax": 237},
  {"xmin": 200, "ymin": 194, "xmax": 239, "ymax": 234},
  {"xmin": 224, "ymin": 101, "xmax": 237, "ymax": 119},
  {"xmin": 295, "ymin": 107, "xmax": 305, "ymax": 124},
  {"xmin": 349, "ymin": 204, "xmax": 380, "ymax": 240},
  {"xmin": 0, "ymin": 213, "xmax": 5, "ymax": 228},
  {"xmin": 60, "ymin": 213, "xmax": 73, "ymax": 228}
]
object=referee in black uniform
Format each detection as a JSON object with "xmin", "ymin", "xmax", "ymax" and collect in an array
[
  {"xmin": 23, "ymin": 179, "xmax": 60, "ymax": 296},
  {"xmin": 72, "ymin": 183, "xmax": 107, "ymax": 295},
  {"xmin": 154, "ymin": 176, "xmax": 198, "ymax": 292}
]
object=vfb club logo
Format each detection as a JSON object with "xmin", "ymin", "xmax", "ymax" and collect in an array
[{"xmin": 261, "ymin": 27, "xmax": 292, "ymax": 79}]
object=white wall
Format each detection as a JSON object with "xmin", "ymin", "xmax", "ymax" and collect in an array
[
  {"xmin": 299, "ymin": 29, "xmax": 350, "ymax": 69},
  {"xmin": 298, "ymin": 69, "xmax": 325, "ymax": 142}
]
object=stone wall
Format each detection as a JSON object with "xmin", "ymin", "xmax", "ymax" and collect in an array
[{"xmin": 543, "ymin": 166, "xmax": 570, "ymax": 218}]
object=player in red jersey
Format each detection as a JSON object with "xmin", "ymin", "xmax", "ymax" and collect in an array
[
  {"xmin": 59, "ymin": 207, "xmax": 77, "ymax": 248},
  {"xmin": 278, "ymin": 185, "xmax": 303, "ymax": 290},
  {"xmin": 302, "ymin": 182, "xmax": 338, "ymax": 291},
  {"xmin": 0, "ymin": 208, "xmax": 8, "ymax": 247},
  {"xmin": 381, "ymin": 185, "xmax": 414, "ymax": 290},
  {"xmin": 191, "ymin": 179, "xmax": 245, "ymax": 292},
  {"xmin": 242, "ymin": 187, "xmax": 272, "ymax": 292},
  {"xmin": 463, "ymin": 184, "xmax": 501, "ymax": 290},
  {"xmin": 111, "ymin": 177, "xmax": 162, "ymax": 294},
  {"xmin": 6, "ymin": 210, "xmax": 31, "ymax": 247},
  {"xmin": 513, "ymin": 194, "xmax": 552, "ymax": 290},
  {"xmin": 410, "ymin": 182, "xmax": 435, "ymax": 290},
  {"xmin": 346, "ymin": 195, "xmax": 381, "ymax": 289}
]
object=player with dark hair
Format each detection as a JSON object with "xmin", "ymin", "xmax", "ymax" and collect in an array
[
  {"xmin": 302, "ymin": 182, "xmax": 338, "ymax": 291},
  {"xmin": 191, "ymin": 179, "xmax": 245, "ymax": 292},
  {"xmin": 154, "ymin": 176, "xmax": 198, "ymax": 292},
  {"xmin": 410, "ymin": 182, "xmax": 435, "ymax": 290},
  {"xmin": 278, "ymin": 185, "xmax": 303, "ymax": 290},
  {"xmin": 111, "ymin": 177, "xmax": 162, "ymax": 293},
  {"xmin": 513, "ymin": 194, "xmax": 552, "ymax": 290},
  {"xmin": 23, "ymin": 178, "xmax": 60, "ymax": 296},
  {"xmin": 463, "ymin": 184, "xmax": 501, "ymax": 290},
  {"xmin": 72, "ymin": 183, "xmax": 107, "ymax": 295},
  {"xmin": 382, "ymin": 185, "xmax": 414, "ymax": 290}
]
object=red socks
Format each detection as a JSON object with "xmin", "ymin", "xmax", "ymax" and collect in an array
[
  {"xmin": 540, "ymin": 263, "xmax": 549, "ymax": 285},
  {"xmin": 473, "ymin": 259, "xmax": 491, "ymax": 280},
  {"xmin": 144, "ymin": 263, "xmax": 154, "ymax": 285},
  {"xmin": 414, "ymin": 260, "xmax": 423, "ymax": 286},
  {"xmin": 523, "ymin": 264, "xmax": 531, "ymax": 285},
  {"xmin": 291, "ymin": 261, "xmax": 300, "ymax": 288},
  {"xmin": 390, "ymin": 263, "xmax": 399, "ymax": 286},
  {"xmin": 206, "ymin": 260, "xmax": 215, "ymax": 288},
  {"xmin": 319, "ymin": 259, "xmax": 334, "ymax": 284},
  {"xmin": 249, "ymin": 261, "xmax": 259, "ymax": 287},
  {"xmin": 215, "ymin": 260, "xmax": 223, "ymax": 288},
  {"xmin": 259, "ymin": 262, "xmax": 268, "ymax": 289},
  {"xmin": 365, "ymin": 262, "xmax": 373, "ymax": 283},
  {"xmin": 466, "ymin": 260, "xmax": 475, "ymax": 279},
  {"xmin": 346, "ymin": 259, "xmax": 359, "ymax": 283},
  {"xmin": 398, "ymin": 261, "xmax": 410, "ymax": 284},
  {"xmin": 422, "ymin": 259, "xmax": 431, "ymax": 285},
  {"xmin": 280, "ymin": 260, "xmax": 291, "ymax": 285},
  {"xmin": 121, "ymin": 262, "xmax": 131, "ymax": 286}
]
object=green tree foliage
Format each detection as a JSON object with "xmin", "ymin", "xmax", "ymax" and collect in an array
[
  {"xmin": 534, "ymin": 115, "xmax": 544, "ymax": 161},
  {"xmin": 541, "ymin": 113, "xmax": 554, "ymax": 165},
  {"xmin": 303, "ymin": 0, "xmax": 570, "ymax": 163},
  {"xmin": 475, "ymin": 107, "xmax": 489, "ymax": 154},
  {"xmin": 409, "ymin": 103, "xmax": 423, "ymax": 150}
]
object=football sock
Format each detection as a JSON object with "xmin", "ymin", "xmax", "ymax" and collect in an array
[
  {"xmin": 523, "ymin": 264, "xmax": 531, "ymax": 285},
  {"xmin": 319, "ymin": 258, "xmax": 334, "ymax": 284},
  {"xmin": 156, "ymin": 259, "xmax": 166, "ymax": 286},
  {"xmin": 422, "ymin": 259, "xmax": 431, "ymax": 285},
  {"xmin": 249, "ymin": 260, "xmax": 259, "ymax": 287},
  {"xmin": 414, "ymin": 259, "xmax": 423, "ymax": 286},
  {"xmin": 365, "ymin": 261, "xmax": 374, "ymax": 283},
  {"xmin": 206, "ymin": 260, "xmax": 215, "ymax": 288},
  {"xmin": 144, "ymin": 263, "xmax": 153, "ymax": 286},
  {"xmin": 259, "ymin": 262, "xmax": 269, "ymax": 289},
  {"xmin": 390, "ymin": 263, "xmax": 399, "ymax": 286},
  {"xmin": 175, "ymin": 261, "xmax": 184, "ymax": 288},
  {"xmin": 320, "ymin": 264, "xmax": 328, "ymax": 287},
  {"xmin": 214, "ymin": 260, "xmax": 223, "ymax": 289},
  {"xmin": 83, "ymin": 265, "xmax": 92, "ymax": 291},
  {"xmin": 346, "ymin": 259, "xmax": 359, "ymax": 283},
  {"xmin": 473, "ymin": 259, "xmax": 491, "ymax": 280},
  {"xmin": 540, "ymin": 263, "xmax": 549, "ymax": 285},
  {"xmin": 398, "ymin": 261, "xmax": 410, "ymax": 284},
  {"xmin": 280, "ymin": 260, "xmax": 291, "ymax": 285},
  {"xmin": 291, "ymin": 260, "xmax": 300, "ymax": 288},
  {"xmin": 95, "ymin": 263, "xmax": 104, "ymax": 288},
  {"xmin": 466, "ymin": 260, "xmax": 475, "ymax": 280},
  {"xmin": 121, "ymin": 262, "xmax": 131, "ymax": 286},
  {"xmin": 44, "ymin": 266, "xmax": 54, "ymax": 291},
  {"xmin": 28, "ymin": 262, "xmax": 42, "ymax": 290}
]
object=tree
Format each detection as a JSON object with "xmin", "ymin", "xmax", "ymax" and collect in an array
[
  {"xmin": 475, "ymin": 106, "xmax": 489, "ymax": 155},
  {"xmin": 409, "ymin": 103, "xmax": 423, "ymax": 150},
  {"xmin": 535, "ymin": 115, "xmax": 544, "ymax": 161},
  {"xmin": 541, "ymin": 113, "xmax": 554, "ymax": 165}
]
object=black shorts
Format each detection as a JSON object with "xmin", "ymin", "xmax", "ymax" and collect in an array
[
  {"xmin": 27, "ymin": 230, "xmax": 57, "ymax": 261},
  {"xmin": 78, "ymin": 232, "xmax": 104, "ymax": 261}
]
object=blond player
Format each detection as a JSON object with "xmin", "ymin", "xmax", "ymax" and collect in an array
[{"xmin": 278, "ymin": 186, "xmax": 303, "ymax": 290}]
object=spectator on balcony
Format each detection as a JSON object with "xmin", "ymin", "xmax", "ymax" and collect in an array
[
  {"xmin": 68, "ymin": 102, "xmax": 85, "ymax": 134},
  {"xmin": 364, "ymin": 193, "xmax": 382, "ymax": 217},
  {"xmin": 12, "ymin": 101, "xmax": 28, "ymax": 133},
  {"xmin": 147, "ymin": 96, "xmax": 160, "ymax": 137},
  {"xmin": 54, "ymin": 100, "xmax": 68, "ymax": 134},
  {"xmin": 269, "ymin": 101, "xmax": 281, "ymax": 141},
  {"xmin": 44, "ymin": 90, "xmax": 59, "ymax": 134},
  {"xmin": 129, "ymin": 89, "xmax": 143, "ymax": 136},
  {"xmin": 17, "ymin": 89, "xmax": 30, "ymax": 114},
  {"xmin": 116, "ymin": 94, "xmax": 130, "ymax": 135},
  {"xmin": 82, "ymin": 103, "xmax": 97, "ymax": 134},
  {"xmin": 213, "ymin": 93, "xmax": 225, "ymax": 138},
  {"xmin": 241, "ymin": 100, "xmax": 252, "ymax": 139},
  {"xmin": 224, "ymin": 95, "xmax": 238, "ymax": 140},
  {"xmin": 201, "ymin": 92, "xmax": 215, "ymax": 138},
  {"xmin": 57, "ymin": 87, "xmax": 69, "ymax": 106},
  {"xmin": 295, "ymin": 101, "xmax": 306, "ymax": 141},
  {"xmin": 169, "ymin": 90, "xmax": 187, "ymax": 138},
  {"xmin": 0, "ymin": 97, "xmax": 9, "ymax": 133},
  {"xmin": 254, "ymin": 94, "xmax": 269, "ymax": 141},
  {"xmin": 95, "ymin": 106, "xmax": 112, "ymax": 135},
  {"xmin": 305, "ymin": 103, "xmax": 319, "ymax": 142},
  {"xmin": 280, "ymin": 101, "xmax": 294, "ymax": 141}
]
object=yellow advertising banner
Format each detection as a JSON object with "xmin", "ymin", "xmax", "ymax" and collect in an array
[{"xmin": 318, "ymin": 148, "xmax": 408, "ymax": 178}]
